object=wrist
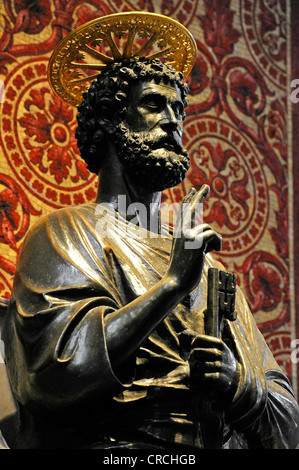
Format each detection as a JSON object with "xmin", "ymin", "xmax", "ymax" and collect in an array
[
  {"xmin": 162, "ymin": 271, "xmax": 192, "ymax": 299},
  {"xmin": 161, "ymin": 273, "xmax": 186, "ymax": 298}
]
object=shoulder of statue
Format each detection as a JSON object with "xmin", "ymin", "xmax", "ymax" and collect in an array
[
  {"xmin": 29, "ymin": 203, "xmax": 96, "ymax": 231},
  {"xmin": 16, "ymin": 203, "xmax": 100, "ymax": 281},
  {"xmin": 18, "ymin": 203, "xmax": 97, "ymax": 258}
]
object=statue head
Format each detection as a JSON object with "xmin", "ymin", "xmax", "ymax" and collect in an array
[
  {"xmin": 48, "ymin": 12, "xmax": 197, "ymax": 191},
  {"xmin": 75, "ymin": 57, "xmax": 190, "ymax": 191}
]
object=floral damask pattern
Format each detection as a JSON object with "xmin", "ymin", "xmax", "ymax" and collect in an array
[
  {"xmin": 0, "ymin": 173, "xmax": 41, "ymax": 298},
  {"xmin": 19, "ymin": 90, "xmax": 89, "ymax": 184},
  {"xmin": 5, "ymin": 0, "xmax": 52, "ymax": 35},
  {"xmin": 0, "ymin": 57, "xmax": 97, "ymax": 208},
  {"xmin": 0, "ymin": 0, "xmax": 297, "ymax": 390},
  {"xmin": 182, "ymin": 114, "xmax": 269, "ymax": 257},
  {"xmin": 188, "ymin": 141, "xmax": 251, "ymax": 231},
  {"xmin": 0, "ymin": 173, "xmax": 41, "ymax": 252}
]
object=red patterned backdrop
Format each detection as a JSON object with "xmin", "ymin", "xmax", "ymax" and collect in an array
[{"xmin": 0, "ymin": 0, "xmax": 298, "ymax": 396}]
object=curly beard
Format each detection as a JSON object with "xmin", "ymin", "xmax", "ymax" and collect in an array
[{"xmin": 113, "ymin": 122, "xmax": 190, "ymax": 192}]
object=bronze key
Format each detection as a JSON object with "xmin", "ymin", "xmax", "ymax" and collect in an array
[{"xmin": 204, "ymin": 268, "xmax": 238, "ymax": 338}]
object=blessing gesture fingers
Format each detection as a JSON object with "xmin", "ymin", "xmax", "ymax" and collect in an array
[{"xmin": 166, "ymin": 185, "xmax": 222, "ymax": 296}]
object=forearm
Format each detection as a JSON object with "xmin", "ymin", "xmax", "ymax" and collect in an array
[
  {"xmin": 104, "ymin": 275, "xmax": 183, "ymax": 369},
  {"xmin": 104, "ymin": 187, "xmax": 222, "ymax": 371}
]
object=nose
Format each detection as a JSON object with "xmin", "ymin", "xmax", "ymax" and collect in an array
[{"xmin": 160, "ymin": 105, "xmax": 178, "ymax": 132}]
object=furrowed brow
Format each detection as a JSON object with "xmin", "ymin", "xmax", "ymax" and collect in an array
[{"xmin": 139, "ymin": 91, "xmax": 166, "ymax": 104}]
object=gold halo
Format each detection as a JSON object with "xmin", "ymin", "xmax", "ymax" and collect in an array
[{"xmin": 48, "ymin": 11, "xmax": 197, "ymax": 107}]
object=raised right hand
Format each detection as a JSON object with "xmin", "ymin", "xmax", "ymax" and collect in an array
[{"xmin": 165, "ymin": 185, "xmax": 222, "ymax": 296}]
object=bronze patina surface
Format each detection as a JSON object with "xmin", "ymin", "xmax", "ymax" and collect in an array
[{"xmin": 2, "ymin": 13, "xmax": 299, "ymax": 449}]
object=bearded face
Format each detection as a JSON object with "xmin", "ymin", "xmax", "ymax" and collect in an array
[
  {"xmin": 112, "ymin": 79, "xmax": 190, "ymax": 192},
  {"xmin": 113, "ymin": 121, "xmax": 190, "ymax": 192}
]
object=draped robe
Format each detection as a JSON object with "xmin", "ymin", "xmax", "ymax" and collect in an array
[{"xmin": 2, "ymin": 203, "xmax": 299, "ymax": 449}]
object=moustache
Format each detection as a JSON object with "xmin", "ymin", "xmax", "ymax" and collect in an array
[
  {"xmin": 150, "ymin": 135, "xmax": 183, "ymax": 154},
  {"xmin": 117, "ymin": 123, "xmax": 184, "ymax": 154}
]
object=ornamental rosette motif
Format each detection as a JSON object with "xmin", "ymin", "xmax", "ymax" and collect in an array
[
  {"xmin": 0, "ymin": 58, "xmax": 97, "ymax": 208},
  {"xmin": 18, "ymin": 89, "xmax": 89, "ymax": 185}
]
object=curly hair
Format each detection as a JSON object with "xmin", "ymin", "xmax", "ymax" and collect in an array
[{"xmin": 75, "ymin": 56, "xmax": 189, "ymax": 174}]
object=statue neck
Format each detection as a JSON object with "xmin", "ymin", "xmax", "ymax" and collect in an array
[{"xmin": 96, "ymin": 146, "xmax": 162, "ymax": 233}]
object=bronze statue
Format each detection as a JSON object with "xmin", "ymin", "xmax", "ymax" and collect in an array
[{"xmin": 2, "ymin": 12, "xmax": 299, "ymax": 449}]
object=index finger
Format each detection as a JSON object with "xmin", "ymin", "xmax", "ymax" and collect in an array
[
  {"xmin": 177, "ymin": 185, "xmax": 210, "ymax": 234},
  {"xmin": 190, "ymin": 184, "xmax": 210, "ymax": 227},
  {"xmin": 195, "ymin": 184, "xmax": 210, "ymax": 204}
]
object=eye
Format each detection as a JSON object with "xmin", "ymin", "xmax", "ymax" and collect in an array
[{"xmin": 140, "ymin": 94, "xmax": 165, "ymax": 112}]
